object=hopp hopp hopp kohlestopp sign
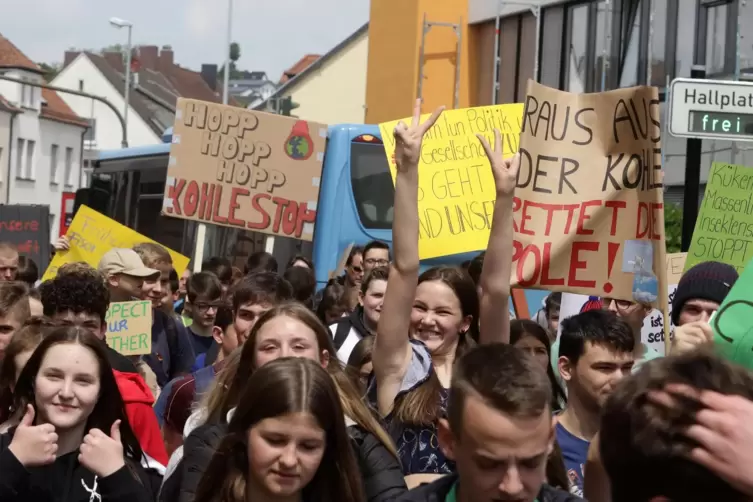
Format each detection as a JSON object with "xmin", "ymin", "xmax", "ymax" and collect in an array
[
  {"xmin": 162, "ymin": 99, "xmax": 328, "ymax": 241},
  {"xmin": 514, "ymin": 80, "xmax": 666, "ymax": 303}
]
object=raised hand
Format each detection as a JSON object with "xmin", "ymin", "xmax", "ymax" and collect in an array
[
  {"xmin": 79, "ymin": 420, "xmax": 125, "ymax": 478},
  {"xmin": 8, "ymin": 405, "xmax": 58, "ymax": 466},
  {"xmin": 476, "ymin": 129, "xmax": 520, "ymax": 197},
  {"xmin": 393, "ymin": 99, "xmax": 445, "ymax": 171},
  {"xmin": 54, "ymin": 236, "xmax": 70, "ymax": 251}
]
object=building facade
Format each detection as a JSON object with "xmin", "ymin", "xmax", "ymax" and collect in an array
[
  {"xmin": 0, "ymin": 35, "xmax": 88, "ymax": 243},
  {"xmin": 472, "ymin": 0, "xmax": 753, "ymax": 205}
]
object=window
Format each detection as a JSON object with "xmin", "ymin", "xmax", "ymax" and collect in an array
[
  {"xmin": 64, "ymin": 147, "xmax": 73, "ymax": 186},
  {"xmin": 494, "ymin": 10, "xmax": 539, "ymax": 103},
  {"xmin": 15, "ymin": 138, "xmax": 24, "ymax": 178},
  {"xmin": 593, "ymin": 0, "xmax": 609, "ymax": 90},
  {"xmin": 675, "ymin": 0, "xmax": 697, "ymax": 77},
  {"xmin": 50, "ymin": 144, "xmax": 59, "ymax": 184},
  {"xmin": 705, "ymin": 2, "xmax": 728, "ymax": 74},
  {"xmin": 541, "ymin": 5, "xmax": 565, "ymax": 89},
  {"xmin": 83, "ymin": 119, "xmax": 97, "ymax": 147},
  {"xmin": 565, "ymin": 3, "xmax": 590, "ymax": 92},
  {"xmin": 649, "ymin": 0, "xmax": 669, "ymax": 86},
  {"xmin": 350, "ymin": 141, "xmax": 393, "ymax": 229},
  {"xmin": 25, "ymin": 140, "xmax": 35, "ymax": 179},
  {"xmin": 619, "ymin": 0, "xmax": 642, "ymax": 88},
  {"xmin": 78, "ymin": 79, "xmax": 84, "ymax": 91}
]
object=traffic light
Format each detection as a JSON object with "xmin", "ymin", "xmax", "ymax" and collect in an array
[{"xmin": 280, "ymin": 96, "xmax": 299, "ymax": 117}]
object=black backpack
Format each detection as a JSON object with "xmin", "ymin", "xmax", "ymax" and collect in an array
[{"xmin": 332, "ymin": 319, "xmax": 351, "ymax": 351}]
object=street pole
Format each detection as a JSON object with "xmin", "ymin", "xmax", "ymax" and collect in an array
[
  {"xmin": 193, "ymin": 0, "xmax": 232, "ymax": 272},
  {"xmin": 680, "ymin": 65, "xmax": 706, "ymax": 251},
  {"xmin": 124, "ymin": 25, "xmax": 132, "ymax": 139}
]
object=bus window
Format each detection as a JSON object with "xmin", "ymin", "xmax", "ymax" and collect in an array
[{"xmin": 349, "ymin": 137, "xmax": 394, "ymax": 230}]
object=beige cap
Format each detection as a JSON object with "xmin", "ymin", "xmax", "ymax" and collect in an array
[{"xmin": 98, "ymin": 248, "xmax": 160, "ymax": 278}]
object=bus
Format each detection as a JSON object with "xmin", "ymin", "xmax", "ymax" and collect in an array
[{"xmin": 76, "ymin": 124, "xmax": 548, "ymax": 318}]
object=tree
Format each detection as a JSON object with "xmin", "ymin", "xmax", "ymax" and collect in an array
[
  {"xmin": 38, "ymin": 62, "xmax": 61, "ymax": 82},
  {"xmin": 229, "ymin": 42, "xmax": 241, "ymax": 65},
  {"xmin": 664, "ymin": 201, "xmax": 682, "ymax": 253}
]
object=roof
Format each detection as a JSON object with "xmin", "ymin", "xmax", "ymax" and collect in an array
[
  {"xmin": 0, "ymin": 94, "xmax": 21, "ymax": 113},
  {"xmin": 40, "ymin": 88, "xmax": 88, "ymax": 127},
  {"xmin": 0, "ymin": 34, "xmax": 43, "ymax": 73},
  {"xmin": 257, "ymin": 23, "xmax": 368, "ymax": 110},
  {"xmin": 279, "ymin": 54, "xmax": 320, "ymax": 84},
  {"xmin": 84, "ymin": 52, "xmax": 176, "ymax": 136},
  {"xmin": 0, "ymin": 33, "xmax": 85, "ymax": 126},
  {"xmin": 69, "ymin": 49, "xmax": 240, "ymax": 135}
]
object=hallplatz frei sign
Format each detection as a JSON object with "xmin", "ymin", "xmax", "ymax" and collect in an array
[{"xmin": 668, "ymin": 78, "xmax": 753, "ymax": 142}]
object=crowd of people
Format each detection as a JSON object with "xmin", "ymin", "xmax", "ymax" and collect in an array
[{"xmin": 0, "ymin": 102, "xmax": 748, "ymax": 502}]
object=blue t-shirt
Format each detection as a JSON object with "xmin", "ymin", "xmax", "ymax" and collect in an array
[
  {"xmin": 555, "ymin": 422, "xmax": 589, "ymax": 498},
  {"xmin": 187, "ymin": 328, "xmax": 215, "ymax": 359}
]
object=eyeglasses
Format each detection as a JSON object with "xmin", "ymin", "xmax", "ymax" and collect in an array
[
  {"xmin": 602, "ymin": 297, "xmax": 636, "ymax": 311},
  {"xmin": 364, "ymin": 258, "xmax": 389, "ymax": 267},
  {"xmin": 193, "ymin": 301, "xmax": 226, "ymax": 313},
  {"xmin": 350, "ymin": 265, "xmax": 363, "ymax": 273}
]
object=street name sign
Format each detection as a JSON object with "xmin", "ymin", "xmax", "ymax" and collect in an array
[{"xmin": 669, "ymin": 78, "xmax": 753, "ymax": 142}]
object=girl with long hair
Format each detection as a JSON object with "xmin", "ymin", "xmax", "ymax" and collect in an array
[
  {"xmin": 371, "ymin": 101, "xmax": 517, "ymax": 486},
  {"xmin": 195, "ymin": 357, "xmax": 365, "ymax": 502},
  {"xmin": 174, "ymin": 302, "xmax": 406, "ymax": 502},
  {"xmin": 510, "ymin": 320, "xmax": 567, "ymax": 412},
  {"xmin": 0, "ymin": 326, "xmax": 156, "ymax": 502}
]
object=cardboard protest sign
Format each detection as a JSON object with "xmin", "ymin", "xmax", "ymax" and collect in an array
[
  {"xmin": 162, "ymin": 99, "xmax": 327, "ymax": 241},
  {"xmin": 515, "ymin": 81, "xmax": 666, "ymax": 304},
  {"xmin": 105, "ymin": 300, "xmax": 152, "ymax": 356},
  {"xmin": 42, "ymin": 205, "xmax": 189, "ymax": 281},
  {"xmin": 379, "ymin": 104, "xmax": 524, "ymax": 259},
  {"xmin": 712, "ymin": 256, "xmax": 753, "ymax": 370},
  {"xmin": 557, "ymin": 253, "xmax": 685, "ymax": 356},
  {"xmin": 0, "ymin": 205, "xmax": 51, "ymax": 273},
  {"xmin": 685, "ymin": 162, "xmax": 753, "ymax": 273}
]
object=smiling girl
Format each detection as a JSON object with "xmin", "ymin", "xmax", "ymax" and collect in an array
[
  {"xmin": 0, "ymin": 326, "xmax": 157, "ymax": 502},
  {"xmin": 371, "ymin": 100, "xmax": 517, "ymax": 486}
]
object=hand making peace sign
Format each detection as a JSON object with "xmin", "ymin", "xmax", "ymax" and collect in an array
[
  {"xmin": 393, "ymin": 99, "xmax": 445, "ymax": 171},
  {"xmin": 476, "ymin": 129, "xmax": 520, "ymax": 197}
]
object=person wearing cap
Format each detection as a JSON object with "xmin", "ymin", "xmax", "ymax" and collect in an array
[
  {"xmin": 98, "ymin": 248, "xmax": 161, "ymax": 302},
  {"xmin": 671, "ymin": 261, "xmax": 738, "ymax": 354}
]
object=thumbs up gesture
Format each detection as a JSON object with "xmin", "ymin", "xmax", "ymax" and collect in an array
[
  {"xmin": 78, "ymin": 420, "xmax": 125, "ymax": 478},
  {"xmin": 8, "ymin": 405, "xmax": 58, "ymax": 466}
]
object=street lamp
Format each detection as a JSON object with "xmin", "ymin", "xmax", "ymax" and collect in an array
[{"xmin": 109, "ymin": 17, "xmax": 133, "ymax": 140}]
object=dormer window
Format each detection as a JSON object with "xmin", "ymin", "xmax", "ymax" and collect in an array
[{"xmin": 19, "ymin": 78, "xmax": 38, "ymax": 109}]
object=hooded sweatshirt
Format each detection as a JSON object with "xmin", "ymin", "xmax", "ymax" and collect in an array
[
  {"xmin": 114, "ymin": 370, "xmax": 169, "ymax": 467},
  {"xmin": 0, "ymin": 429, "xmax": 155, "ymax": 502}
]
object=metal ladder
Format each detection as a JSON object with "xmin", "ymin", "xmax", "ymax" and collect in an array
[
  {"xmin": 491, "ymin": 0, "xmax": 542, "ymax": 104},
  {"xmin": 416, "ymin": 13, "xmax": 463, "ymax": 109}
]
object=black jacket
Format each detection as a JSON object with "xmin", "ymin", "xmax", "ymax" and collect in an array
[
  {"xmin": 395, "ymin": 474, "xmax": 584, "ymax": 502},
  {"xmin": 0, "ymin": 430, "xmax": 155, "ymax": 502},
  {"xmin": 174, "ymin": 421, "xmax": 407, "ymax": 502}
]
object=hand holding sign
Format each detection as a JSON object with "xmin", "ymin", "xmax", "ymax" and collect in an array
[
  {"xmin": 476, "ymin": 128, "xmax": 520, "ymax": 197},
  {"xmin": 393, "ymin": 99, "xmax": 445, "ymax": 171}
]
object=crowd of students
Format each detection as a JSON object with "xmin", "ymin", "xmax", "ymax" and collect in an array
[{"xmin": 0, "ymin": 103, "xmax": 748, "ymax": 501}]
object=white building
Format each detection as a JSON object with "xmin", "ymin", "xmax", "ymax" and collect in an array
[
  {"xmin": 53, "ymin": 45, "xmax": 229, "ymax": 172},
  {"xmin": 0, "ymin": 34, "xmax": 88, "ymax": 242}
]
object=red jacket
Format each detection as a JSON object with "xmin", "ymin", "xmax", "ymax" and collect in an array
[{"xmin": 113, "ymin": 370, "xmax": 169, "ymax": 466}]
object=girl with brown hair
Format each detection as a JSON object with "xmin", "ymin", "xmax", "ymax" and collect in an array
[
  {"xmin": 371, "ymin": 101, "xmax": 517, "ymax": 487},
  {"xmin": 194, "ymin": 357, "xmax": 365, "ymax": 502},
  {"xmin": 173, "ymin": 302, "xmax": 406, "ymax": 502}
]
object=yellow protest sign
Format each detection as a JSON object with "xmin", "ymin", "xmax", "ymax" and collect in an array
[
  {"xmin": 41, "ymin": 205, "xmax": 190, "ymax": 281},
  {"xmin": 105, "ymin": 300, "xmax": 152, "ymax": 356},
  {"xmin": 379, "ymin": 104, "xmax": 524, "ymax": 259}
]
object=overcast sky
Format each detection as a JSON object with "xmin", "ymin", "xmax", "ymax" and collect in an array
[{"xmin": 2, "ymin": 0, "xmax": 369, "ymax": 81}]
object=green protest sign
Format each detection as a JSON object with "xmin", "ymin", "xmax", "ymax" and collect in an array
[
  {"xmin": 685, "ymin": 162, "xmax": 753, "ymax": 273},
  {"xmin": 712, "ymin": 258, "xmax": 753, "ymax": 370},
  {"xmin": 105, "ymin": 300, "xmax": 152, "ymax": 356}
]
